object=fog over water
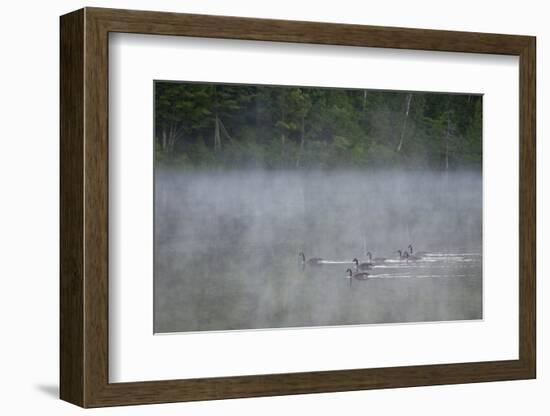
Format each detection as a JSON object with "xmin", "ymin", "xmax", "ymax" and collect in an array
[{"xmin": 154, "ymin": 169, "xmax": 482, "ymax": 333}]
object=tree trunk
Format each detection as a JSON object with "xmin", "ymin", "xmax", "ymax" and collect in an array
[
  {"xmin": 280, "ymin": 103, "xmax": 286, "ymax": 157},
  {"xmin": 214, "ymin": 113, "xmax": 221, "ymax": 152},
  {"xmin": 162, "ymin": 123, "xmax": 181, "ymax": 152},
  {"xmin": 161, "ymin": 128, "xmax": 167, "ymax": 151},
  {"xmin": 213, "ymin": 85, "xmax": 221, "ymax": 152},
  {"xmin": 296, "ymin": 114, "xmax": 306, "ymax": 167},
  {"xmin": 169, "ymin": 124, "xmax": 173, "ymax": 151},
  {"xmin": 396, "ymin": 93, "xmax": 413, "ymax": 152},
  {"xmin": 444, "ymin": 114, "xmax": 450, "ymax": 172}
]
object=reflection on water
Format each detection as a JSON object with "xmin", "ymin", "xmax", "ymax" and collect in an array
[{"xmin": 154, "ymin": 170, "xmax": 482, "ymax": 333}]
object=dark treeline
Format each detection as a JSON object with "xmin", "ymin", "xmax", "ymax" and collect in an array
[{"xmin": 154, "ymin": 81, "xmax": 482, "ymax": 170}]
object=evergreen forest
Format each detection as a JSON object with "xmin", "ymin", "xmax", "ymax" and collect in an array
[{"xmin": 154, "ymin": 81, "xmax": 482, "ymax": 171}]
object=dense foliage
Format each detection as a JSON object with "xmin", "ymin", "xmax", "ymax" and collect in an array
[{"xmin": 154, "ymin": 82, "xmax": 482, "ymax": 171}]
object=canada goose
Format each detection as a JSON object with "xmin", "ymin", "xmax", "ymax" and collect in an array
[
  {"xmin": 345, "ymin": 268, "xmax": 369, "ymax": 286},
  {"xmin": 299, "ymin": 252, "xmax": 323, "ymax": 267},
  {"xmin": 408, "ymin": 244, "xmax": 427, "ymax": 258},
  {"xmin": 403, "ymin": 251, "xmax": 420, "ymax": 261},
  {"xmin": 353, "ymin": 257, "xmax": 373, "ymax": 271},
  {"xmin": 397, "ymin": 250, "xmax": 408, "ymax": 260},
  {"xmin": 366, "ymin": 251, "xmax": 386, "ymax": 264}
]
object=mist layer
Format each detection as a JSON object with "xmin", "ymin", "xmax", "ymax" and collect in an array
[{"xmin": 154, "ymin": 170, "xmax": 482, "ymax": 333}]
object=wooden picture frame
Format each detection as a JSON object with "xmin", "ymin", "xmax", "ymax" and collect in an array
[{"xmin": 60, "ymin": 7, "xmax": 536, "ymax": 408}]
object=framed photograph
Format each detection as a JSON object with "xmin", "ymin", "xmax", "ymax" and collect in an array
[{"xmin": 60, "ymin": 7, "xmax": 536, "ymax": 408}]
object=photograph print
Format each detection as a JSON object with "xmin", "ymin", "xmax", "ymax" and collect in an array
[{"xmin": 154, "ymin": 81, "xmax": 483, "ymax": 333}]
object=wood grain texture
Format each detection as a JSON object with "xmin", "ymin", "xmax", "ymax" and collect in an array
[
  {"xmin": 59, "ymin": 7, "xmax": 537, "ymax": 408},
  {"xmin": 89, "ymin": 7, "xmax": 532, "ymax": 55},
  {"xmin": 518, "ymin": 38, "xmax": 536, "ymax": 375},
  {"xmin": 59, "ymin": 8, "xmax": 84, "ymax": 407},
  {"xmin": 83, "ymin": 10, "xmax": 110, "ymax": 406}
]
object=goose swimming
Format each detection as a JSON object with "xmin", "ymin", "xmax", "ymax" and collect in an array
[
  {"xmin": 299, "ymin": 252, "xmax": 324, "ymax": 267},
  {"xmin": 353, "ymin": 257, "xmax": 373, "ymax": 271},
  {"xmin": 403, "ymin": 251, "xmax": 420, "ymax": 261},
  {"xmin": 408, "ymin": 244, "xmax": 426, "ymax": 258},
  {"xmin": 366, "ymin": 251, "xmax": 386, "ymax": 264},
  {"xmin": 345, "ymin": 268, "xmax": 369, "ymax": 287}
]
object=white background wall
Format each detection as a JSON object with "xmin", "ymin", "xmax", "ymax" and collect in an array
[{"xmin": 0, "ymin": 0, "xmax": 545, "ymax": 414}]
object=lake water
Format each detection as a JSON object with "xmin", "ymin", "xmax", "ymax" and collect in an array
[{"xmin": 154, "ymin": 170, "xmax": 482, "ymax": 333}]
